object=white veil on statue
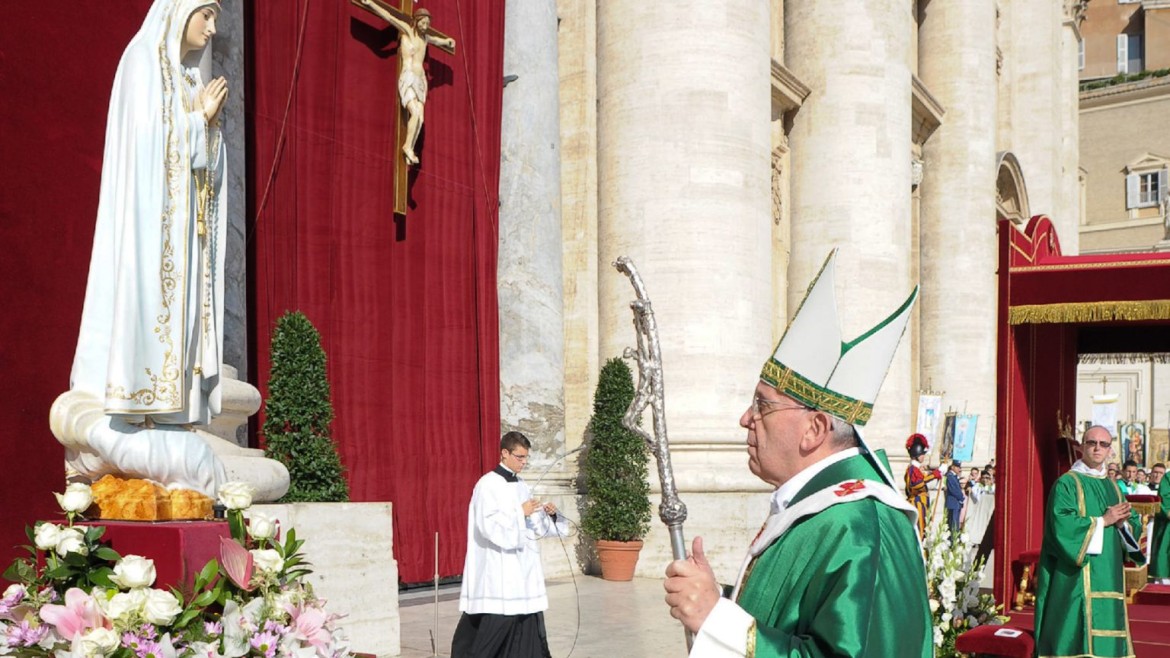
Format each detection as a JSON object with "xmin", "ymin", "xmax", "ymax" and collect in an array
[{"xmin": 53, "ymin": 0, "xmax": 229, "ymax": 496}]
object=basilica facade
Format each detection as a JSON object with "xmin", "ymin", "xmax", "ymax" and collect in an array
[{"xmin": 496, "ymin": 0, "xmax": 1088, "ymax": 577}]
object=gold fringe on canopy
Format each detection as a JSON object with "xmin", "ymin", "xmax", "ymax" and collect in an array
[{"xmin": 1008, "ymin": 300, "xmax": 1170, "ymax": 325}]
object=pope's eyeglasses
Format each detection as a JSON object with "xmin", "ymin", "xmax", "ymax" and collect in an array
[{"xmin": 750, "ymin": 397, "xmax": 810, "ymax": 419}]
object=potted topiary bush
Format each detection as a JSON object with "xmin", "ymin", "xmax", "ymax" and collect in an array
[
  {"xmin": 262, "ymin": 311, "xmax": 350, "ymax": 502},
  {"xmin": 581, "ymin": 357, "xmax": 651, "ymax": 580}
]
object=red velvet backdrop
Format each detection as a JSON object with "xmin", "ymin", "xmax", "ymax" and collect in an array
[
  {"xmin": 247, "ymin": 1, "xmax": 503, "ymax": 583},
  {"xmin": 0, "ymin": 3, "xmax": 156, "ymax": 569}
]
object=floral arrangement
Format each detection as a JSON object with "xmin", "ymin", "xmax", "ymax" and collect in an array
[
  {"xmin": 923, "ymin": 519, "xmax": 1006, "ymax": 657},
  {"xmin": 1, "ymin": 483, "xmax": 349, "ymax": 658}
]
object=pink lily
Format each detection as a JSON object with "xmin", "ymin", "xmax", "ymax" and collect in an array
[
  {"xmin": 287, "ymin": 606, "xmax": 331, "ymax": 649},
  {"xmin": 219, "ymin": 537, "xmax": 256, "ymax": 591},
  {"xmin": 38, "ymin": 588, "xmax": 106, "ymax": 641}
]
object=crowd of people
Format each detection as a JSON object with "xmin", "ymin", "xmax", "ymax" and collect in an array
[{"xmin": 1105, "ymin": 460, "xmax": 1167, "ymax": 495}]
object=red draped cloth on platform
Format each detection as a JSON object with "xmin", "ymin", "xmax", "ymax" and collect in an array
[{"xmin": 247, "ymin": 1, "xmax": 503, "ymax": 583}]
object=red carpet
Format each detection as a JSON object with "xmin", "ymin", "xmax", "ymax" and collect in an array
[
  {"xmin": 1007, "ymin": 603, "xmax": 1170, "ymax": 658},
  {"xmin": 1134, "ymin": 583, "xmax": 1170, "ymax": 606}
]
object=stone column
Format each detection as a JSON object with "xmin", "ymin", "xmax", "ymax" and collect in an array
[
  {"xmin": 214, "ymin": 0, "xmax": 247, "ymax": 382},
  {"xmin": 1007, "ymin": 0, "xmax": 1065, "ymax": 235},
  {"xmin": 919, "ymin": 0, "xmax": 1000, "ymax": 466},
  {"xmin": 558, "ymin": 0, "xmax": 599, "ymax": 457},
  {"xmin": 785, "ymin": 0, "xmax": 915, "ymax": 456},
  {"xmin": 596, "ymin": 0, "xmax": 774, "ymax": 578},
  {"xmin": 1057, "ymin": 6, "xmax": 1083, "ymax": 251},
  {"xmin": 596, "ymin": 1, "xmax": 772, "ymax": 448},
  {"xmin": 498, "ymin": 0, "xmax": 565, "ymax": 458}
]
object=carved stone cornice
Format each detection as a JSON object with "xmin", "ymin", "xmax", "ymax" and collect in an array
[
  {"xmin": 911, "ymin": 75, "xmax": 946, "ymax": 146},
  {"xmin": 771, "ymin": 59, "xmax": 811, "ymax": 114}
]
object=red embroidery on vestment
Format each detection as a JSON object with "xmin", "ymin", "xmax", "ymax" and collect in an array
[{"xmin": 834, "ymin": 480, "xmax": 865, "ymax": 497}]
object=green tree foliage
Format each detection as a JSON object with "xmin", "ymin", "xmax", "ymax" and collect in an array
[
  {"xmin": 581, "ymin": 358, "xmax": 651, "ymax": 542},
  {"xmin": 263, "ymin": 311, "xmax": 350, "ymax": 503}
]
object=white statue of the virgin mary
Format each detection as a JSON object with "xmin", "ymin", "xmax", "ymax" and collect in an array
[{"xmin": 52, "ymin": 0, "xmax": 285, "ymax": 500}]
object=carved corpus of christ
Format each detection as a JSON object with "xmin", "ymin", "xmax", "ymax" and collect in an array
[{"xmin": 353, "ymin": 0, "xmax": 456, "ymax": 213}]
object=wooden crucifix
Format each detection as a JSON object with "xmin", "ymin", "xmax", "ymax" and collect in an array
[{"xmin": 351, "ymin": 0, "xmax": 456, "ymax": 215}]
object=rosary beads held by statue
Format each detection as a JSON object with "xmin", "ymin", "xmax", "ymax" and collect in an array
[{"xmin": 357, "ymin": 0, "xmax": 456, "ymax": 166}]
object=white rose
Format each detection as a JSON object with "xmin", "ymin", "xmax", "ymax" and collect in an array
[
  {"xmin": 249, "ymin": 549, "xmax": 283, "ymax": 574},
  {"xmin": 141, "ymin": 589, "xmax": 183, "ymax": 626},
  {"xmin": 110, "ymin": 555, "xmax": 156, "ymax": 590},
  {"xmin": 247, "ymin": 513, "xmax": 277, "ymax": 541},
  {"xmin": 103, "ymin": 589, "xmax": 146, "ymax": 622},
  {"xmin": 55, "ymin": 483, "xmax": 94, "ymax": 515},
  {"xmin": 34, "ymin": 523, "xmax": 62, "ymax": 551},
  {"xmin": 55, "ymin": 527, "xmax": 88, "ymax": 557},
  {"xmin": 217, "ymin": 482, "xmax": 254, "ymax": 511},
  {"xmin": 79, "ymin": 627, "xmax": 120, "ymax": 657}
]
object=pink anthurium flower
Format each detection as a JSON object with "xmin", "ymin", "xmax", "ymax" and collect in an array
[
  {"xmin": 38, "ymin": 588, "xmax": 106, "ymax": 640},
  {"xmin": 219, "ymin": 537, "xmax": 256, "ymax": 592}
]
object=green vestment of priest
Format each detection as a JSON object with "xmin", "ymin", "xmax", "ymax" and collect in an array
[
  {"xmin": 1034, "ymin": 465, "xmax": 1143, "ymax": 658},
  {"xmin": 1150, "ymin": 473, "xmax": 1170, "ymax": 579},
  {"xmin": 690, "ymin": 451, "xmax": 933, "ymax": 657}
]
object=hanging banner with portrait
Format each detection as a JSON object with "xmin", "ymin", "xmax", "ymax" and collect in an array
[
  {"xmin": 1120, "ymin": 420, "xmax": 1147, "ymax": 468},
  {"xmin": 952, "ymin": 414, "xmax": 978, "ymax": 463},
  {"xmin": 939, "ymin": 412, "xmax": 957, "ymax": 462},
  {"xmin": 1091, "ymin": 394, "xmax": 1118, "ymax": 437},
  {"xmin": 915, "ymin": 394, "xmax": 944, "ymax": 451}
]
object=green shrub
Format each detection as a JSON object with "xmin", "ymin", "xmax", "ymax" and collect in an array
[
  {"xmin": 262, "ymin": 311, "xmax": 350, "ymax": 503},
  {"xmin": 580, "ymin": 358, "xmax": 651, "ymax": 542}
]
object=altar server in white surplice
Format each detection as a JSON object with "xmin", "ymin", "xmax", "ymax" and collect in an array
[
  {"xmin": 453, "ymin": 432, "xmax": 568, "ymax": 658},
  {"xmin": 50, "ymin": 0, "xmax": 231, "ymax": 496}
]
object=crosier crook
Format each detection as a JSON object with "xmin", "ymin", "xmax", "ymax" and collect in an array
[{"xmin": 613, "ymin": 256, "xmax": 693, "ymax": 650}]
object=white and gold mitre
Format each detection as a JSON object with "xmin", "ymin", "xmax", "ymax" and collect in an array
[{"xmin": 761, "ymin": 249, "xmax": 918, "ymax": 427}]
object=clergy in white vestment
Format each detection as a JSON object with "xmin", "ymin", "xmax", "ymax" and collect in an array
[
  {"xmin": 452, "ymin": 432, "xmax": 568, "ymax": 658},
  {"xmin": 50, "ymin": 0, "xmax": 231, "ymax": 496}
]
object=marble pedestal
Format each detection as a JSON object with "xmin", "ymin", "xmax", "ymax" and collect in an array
[{"xmin": 249, "ymin": 502, "xmax": 399, "ymax": 657}]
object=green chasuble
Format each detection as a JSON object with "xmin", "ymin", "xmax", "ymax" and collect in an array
[
  {"xmin": 1150, "ymin": 475, "xmax": 1170, "ymax": 579},
  {"xmin": 734, "ymin": 453, "xmax": 932, "ymax": 657},
  {"xmin": 1034, "ymin": 470, "xmax": 1143, "ymax": 658}
]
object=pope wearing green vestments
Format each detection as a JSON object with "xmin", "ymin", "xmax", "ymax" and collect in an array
[
  {"xmin": 663, "ymin": 252, "xmax": 932, "ymax": 657},
  {"xmin": 1034, "ymin": 426, "xmax": 1143, "ymax": 658}
]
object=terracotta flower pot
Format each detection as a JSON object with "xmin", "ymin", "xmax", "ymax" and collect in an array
[{"xmin": 595, "ymin": 539, "xmax": 643, "ymax": 581}]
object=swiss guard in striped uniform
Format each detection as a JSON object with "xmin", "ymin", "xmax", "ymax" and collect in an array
[{"xmin": 904, "ymin": 433, "xmax": 941, "ymax": 538}]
